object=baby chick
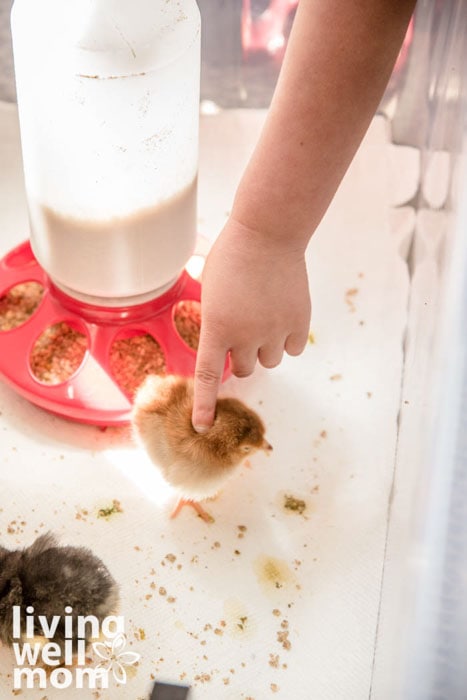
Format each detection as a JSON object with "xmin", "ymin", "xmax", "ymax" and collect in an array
[
  {"xmin": 0, "ymin": 533, "xmax": 119, "ymax": 660},
  {"xmin": 132, "ymin": 375, "xmax": 272, "ymax": 522}
]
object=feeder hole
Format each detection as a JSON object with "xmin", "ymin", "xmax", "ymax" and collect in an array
[
  {"xmin": 29, "ymin": 321, "xmax": 88, "ymax": 385},
  {"xmin": 0, "ymin": 281, "xmax": 44, "ymax": 332},
  {"xmin": 173, "ymin": 300, "xmax": 201, "ymax": 351},
  {"xmin": 109, "ymin": 332, "xmax": 167, "ymax": 397}
]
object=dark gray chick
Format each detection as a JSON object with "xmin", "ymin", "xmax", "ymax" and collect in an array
[{"xmin": 0, "ymin": 533, "xmax": 119, "ymax": 660}]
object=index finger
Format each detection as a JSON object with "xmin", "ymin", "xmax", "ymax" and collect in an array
[{"xmin": 192, "ymin": 330, "xmax": 228, "ymax": 433}]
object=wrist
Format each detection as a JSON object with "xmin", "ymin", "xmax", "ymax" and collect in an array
[
  {"xmin": 220, "ymin": 214, "xmax": 308, "ymax": 268},
  {"xmin": 230, "ymin": 183, "xmax": 312, "ymax": 256}
]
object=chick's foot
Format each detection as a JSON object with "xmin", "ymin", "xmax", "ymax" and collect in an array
[{"xmin": 170, "ymin": 498, "xmax": 215, "ymax": 524}]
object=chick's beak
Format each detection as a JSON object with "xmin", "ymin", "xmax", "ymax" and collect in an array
[{"xmin": 262, "ymin": 439, "xmax": 273, "ymax": 453}]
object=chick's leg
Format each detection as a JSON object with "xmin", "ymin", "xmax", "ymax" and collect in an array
[{"xmin": 170, "ymin": 498, "xmax": 214, "ymax": 524}]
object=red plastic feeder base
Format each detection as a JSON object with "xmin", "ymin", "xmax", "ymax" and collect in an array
[{"xmin": 0, "ymin": 241, "xmax": 217, "ymax": 426}]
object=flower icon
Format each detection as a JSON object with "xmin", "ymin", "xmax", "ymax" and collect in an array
[{"xmin": 92, "ymin": 633, "xmax": 140, "ymax": 684}]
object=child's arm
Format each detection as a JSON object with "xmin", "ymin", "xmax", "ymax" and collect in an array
[{"xmin": 192, "ymin": 0, "xmax": 416, "ymax": 432}]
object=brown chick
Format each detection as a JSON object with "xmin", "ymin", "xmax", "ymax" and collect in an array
[
  {"xmin": 0, "ymin": 533, "xmax": 119, "ymax": 662},
  {"xmin": 131, "ymin": 375, "xmax": 272, "ymax": 522}
]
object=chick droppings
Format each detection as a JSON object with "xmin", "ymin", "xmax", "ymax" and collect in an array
[
  {"xmin": 97, "ymin": 499, "xmax": 123, "ymax": 519},
  {"xmin": 283, "ymin": 495, "xmax": 307, "ymax": 515}
]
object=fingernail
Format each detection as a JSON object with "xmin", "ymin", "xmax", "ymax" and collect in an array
[{"xmin": 193, "ymin": 424, "xmax": 210, "ymax": 434}]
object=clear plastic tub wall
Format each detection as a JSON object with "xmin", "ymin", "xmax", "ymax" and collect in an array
[{"xmin": 0, "ymin": 1, "xmax": 467, "ymax": 699}]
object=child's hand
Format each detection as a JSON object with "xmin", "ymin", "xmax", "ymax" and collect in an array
[
  {"xmin": 192, "ymin": 218, "xmax": 311, "ymax": 432},
  {"xmin": 190, "ymin": 0, "xmax": 415, "ymax": 433}
]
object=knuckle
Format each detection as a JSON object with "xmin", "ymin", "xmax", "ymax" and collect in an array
[
  {"xmin": 285, "ymin": 340, "xmax": 306, "ymax": 357},
  {"xmin": 231, "ymin": 366, "xmax": 254, "ymax": 379},
  {"xmin": 260, "ymin": 357, "xmax": 281, "ymax": 369},
  {"xmin": 258, "ymin": 344, "xmax": 283, "ymax": 369},
  {"xmin": 286, "ymin": 348, "xmax": 303, "ymax": 357},
  {"xmin": 194, "ymin": 367, "xmax": 222, "ymax": 386}
]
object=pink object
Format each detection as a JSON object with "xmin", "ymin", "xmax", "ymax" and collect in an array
[
  {"xmin": 0, "ymin": 241, "xmax": 225, "ymax": 426},
  {"xmin": 242, "ymin": 1, "xmax": 413, "ymax": 76},
  {"xmin": 242, "ymin": 0, "xmax": 298, "ymax": 56},
  {"xmin": 394, "ymin": 16, "xmax": 414, "ymax": 75}
]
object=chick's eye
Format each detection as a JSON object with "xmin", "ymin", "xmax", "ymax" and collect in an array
[{"xmin": 242, "ymin": 445, "xmax": 251, "ymax": 453}]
